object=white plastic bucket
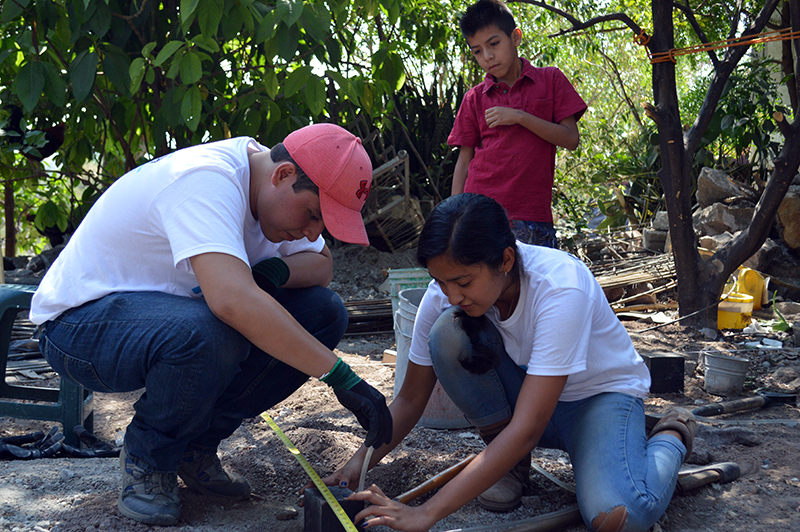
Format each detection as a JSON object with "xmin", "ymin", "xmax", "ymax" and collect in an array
[
  {"xmin": 394, "ymin": 288, "xmax": 471, "ymax": 429},
  {"xmin": 388, "ymin": 268, "xmax": 431, "ymax": 317},
  {"xmin": 704, "ymin": 353, "xmax": 749, "ymax": 395}
]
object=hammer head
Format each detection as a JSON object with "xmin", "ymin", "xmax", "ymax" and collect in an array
[{"xmin": 304, "ymin": 486, "xmax": 364, "ymax": 532}]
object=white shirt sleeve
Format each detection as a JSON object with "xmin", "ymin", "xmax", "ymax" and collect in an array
[{"xmin": 408, "ymin": 281, "xmax": 450, "ymax": 367}]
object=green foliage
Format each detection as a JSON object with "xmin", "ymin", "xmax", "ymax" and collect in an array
[
  {"xmin": 0, "ymin": 0, "xmax": 428, "ymax": 255},
  {"xmin": 772, "ymin": 292, "xmax": 790, "ymax": 332},
  {"xmin": 518, "ymin": 3, "xmax": 662, "ymax": 234},
  {"xmin": 686, "ymin": 56, "xmax": 788, "ymax": 187},
  {"xmin": 0, "ymin": 0, "xmax": 791, "ymax": 261}
]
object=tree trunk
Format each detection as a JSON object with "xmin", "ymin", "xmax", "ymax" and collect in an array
[
  {"xmin": 648, "ymin": 0, "xmax": 796, "ymax": 329},
  {"xmin": 4, "ymin": 179, "xmax": 15, "ymax": 258},
  {"xmin": 649, "ymin": 0, "xmax": 708, "ymax": 324},
  {"xmin": 523, "ymin": 0, "xmax": 795, "ymax": 329}
]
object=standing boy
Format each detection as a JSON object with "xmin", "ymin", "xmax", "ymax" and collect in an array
[
  {"xmin": 448, "ymin": 0, "xmax": 587, "ymax": 248},
  {"xmin": 30, "ymin": 124, "xmax": 393, "ymax": 526}
]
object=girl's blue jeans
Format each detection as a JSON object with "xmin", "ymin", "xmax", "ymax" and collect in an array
[
  {"xmin": 428, "ymin": 306, "xmax": 684, "ymax": 532},
  {"xmin": 38, "ymin": 287, "xmax": 348, "ymax": 472}
]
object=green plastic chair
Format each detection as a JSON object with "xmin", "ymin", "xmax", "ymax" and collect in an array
[{"xmin": 0, "ymin": 284, "xmax": 93, "ymax": 447}]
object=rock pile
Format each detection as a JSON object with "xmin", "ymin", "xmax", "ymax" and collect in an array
[{"xmin": 642, "ymin": 167, "xmax": 800, "ymax": 299}]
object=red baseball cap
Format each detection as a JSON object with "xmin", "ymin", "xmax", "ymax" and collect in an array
[{"xmin": 284, "ymin": 124, "xmax": 373, "ymax": 246}]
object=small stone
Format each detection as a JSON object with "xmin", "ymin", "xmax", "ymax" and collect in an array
[
  {"xmin": 275, "ymin": 509, "xmax": 299, "ymax": 521},
  {"xmin": 700, "ymin": 328, "xmax": 717, "ymax": 340},
  {"xmin": 762, "ymin": 459, "xmax": 770, "ymax": 469},
  {"xmin": 59, "ymin": 469, "xmax": 77, "ymax": 482},
  {"xmin": 521, "ymin": 495, "xmax": 542, "ymax": 508}
]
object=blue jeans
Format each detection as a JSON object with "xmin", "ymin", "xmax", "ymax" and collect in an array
[
  {"xmin": 510, "ymin": 220, "xmax": 558, "ymax": 248},
  {"xmin": 39, "ymin": 287, "xmax": 348, "ymax": 472},
  {"xmin": 428, "ymin": 307, "xmax": 684, "ymax": 532}
]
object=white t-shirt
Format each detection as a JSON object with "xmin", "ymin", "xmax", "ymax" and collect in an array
[
  {"xmin": 30, "ymin": 137, "xmax": 324, "ymax": 324},
  {"xmin": 408, "ymin": 243, "xmax": 651, "ymax": 402}
]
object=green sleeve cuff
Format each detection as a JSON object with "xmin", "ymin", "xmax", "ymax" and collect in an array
[
  {"xmin": 319, "ymin": 358, "xmax": 361, "ymax": 390},
  {"xmin": 252, "ymin": 257, "xmax": 290, "ymax": 289}
]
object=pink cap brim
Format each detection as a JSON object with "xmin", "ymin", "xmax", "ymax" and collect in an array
[{"xmin": 320, "ymin": 191, "xmax": 370, "ymax": 246}]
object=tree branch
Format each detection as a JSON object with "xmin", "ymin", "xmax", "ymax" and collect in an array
[
  {"xmin": 511, "ymin": 1, "xmax": 646, "ymax": 41},
  {"xmin": 720, "ymin": 120, "xmax": 800, "ymax": 270},
  {"xmin": 791, "ymin": 0, "xmax": 800, "ymax": 113},
  {"xmin": 685, "ymin": 0, "xmax": 782, "ymax": 157},
  {"xmin": 597, "ymin": 48, "xmax": 643, "ymax": 127},
  {"xmin": 672, "ymin": 0, "xmax": 719, "ymax": 67}
]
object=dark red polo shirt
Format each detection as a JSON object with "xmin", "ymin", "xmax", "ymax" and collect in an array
[{"xmin": 448, "ymin": 58, "xmax": 587, "ymax": 223}]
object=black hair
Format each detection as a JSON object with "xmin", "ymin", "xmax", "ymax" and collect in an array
[
  {"xmin": 417, "ymin": 193, "xmax": 518, "ymax": 273},
  {"xmin": 459, "ymin": 0, "xmax": 517, "ymax": 39},
  {"xmin": 270, "ymin": 142, "xmax": 319, "ymax": 195},
  {"xmin": 417, "ymin": 193, "xmax": 520, "ymax": 375}
]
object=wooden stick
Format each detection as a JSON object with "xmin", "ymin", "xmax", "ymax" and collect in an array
[{"xmin": 395, "ymin": 454, "xmax": 477, "ymax": 504}]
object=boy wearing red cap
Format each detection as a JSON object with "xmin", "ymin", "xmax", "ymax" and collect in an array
[{"xmin": 30, "ymin": 124, "xmax": 393, "ymax": 526}]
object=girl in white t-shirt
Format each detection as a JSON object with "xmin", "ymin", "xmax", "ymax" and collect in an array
[{"xmin": 327, "ymin": 193, "xmax": 696, "ymax": 532}]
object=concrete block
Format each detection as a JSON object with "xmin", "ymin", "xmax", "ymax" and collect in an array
[
  {"xmin": 304, "ymin": 486, "xmax": 364, "ymax": 532},
  {"xmin": 641, "ymin": 352, "xmax": 685, "ymax": 394}
]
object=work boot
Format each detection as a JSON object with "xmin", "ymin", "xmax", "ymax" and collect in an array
[
  {"xmin": 118, "ymin": 446, "xmax": 180, "ymax": 526},
  {"xmin": 178, "ymin": 448, "xmax": 251, "ymax": 500},
  {"xmin": 476, "ymin": 421, "xmax": 530, "ymax": 512}
]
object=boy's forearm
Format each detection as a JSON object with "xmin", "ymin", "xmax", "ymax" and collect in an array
[
  {"xmin": 515, "ymin": 111, "xmax": 579, "ymax": 150},
  {"xmin": 452, "ymin": 147, "xmax": 474, "ymax": 195},
  {"xmin": 191, "ymin": 252, "xmax": 339, "ymax": 377},
  {"xmin": 281, "ymin": 244, "xmax": 333, "ymax": 288}
]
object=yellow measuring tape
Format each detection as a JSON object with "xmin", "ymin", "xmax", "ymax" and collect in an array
[{"xmin": 259, "ymin": 412, "xmax": 359, "ymax": 532}]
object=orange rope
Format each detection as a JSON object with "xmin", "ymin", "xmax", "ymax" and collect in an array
[
  {"xmin": 634, "ymin": 29, "xmax": 651, "ymax": 46},
  {"xmin": 632, "ymin": 27, "xmax": 800, "ymax": 64}
]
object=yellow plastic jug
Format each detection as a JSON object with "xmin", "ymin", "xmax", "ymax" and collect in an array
[
  {"xmin": 735, "ymin": 268, "xmax": 765, "ymax": 310},
  {"xmin": 717, "ymin": 292, "xmax": 754, "ymax": 329}
]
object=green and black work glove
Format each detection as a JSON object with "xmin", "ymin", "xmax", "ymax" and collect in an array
[
  {"xmin": 252, "ymin": 257, "xmax": 290, "ymax": 296},
  {"xmin": 321, "ymin": 358, "xmax": 393, "ymax": 448}
]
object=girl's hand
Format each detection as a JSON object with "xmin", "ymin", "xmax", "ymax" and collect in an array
[
  {"xmin": 299, "ymin": 458, "xmax": 363, "ymax": 507},
  {"xmin": 349, "ymin": 485, "xmax": 435, "ymax": 532}
]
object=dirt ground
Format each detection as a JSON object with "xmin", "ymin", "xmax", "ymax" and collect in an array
[{"xmin": 1, "ymin": 244, "xmax": 799, "ymax": 532}]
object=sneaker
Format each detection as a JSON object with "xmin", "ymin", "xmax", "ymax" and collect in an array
[
  {"xmin": 118, "ymin": 446, "xmax": 180, "ymax": 526},
  {"xmin": 178, "ymin": 449, "xmax": 251, "ymax": 500}
]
